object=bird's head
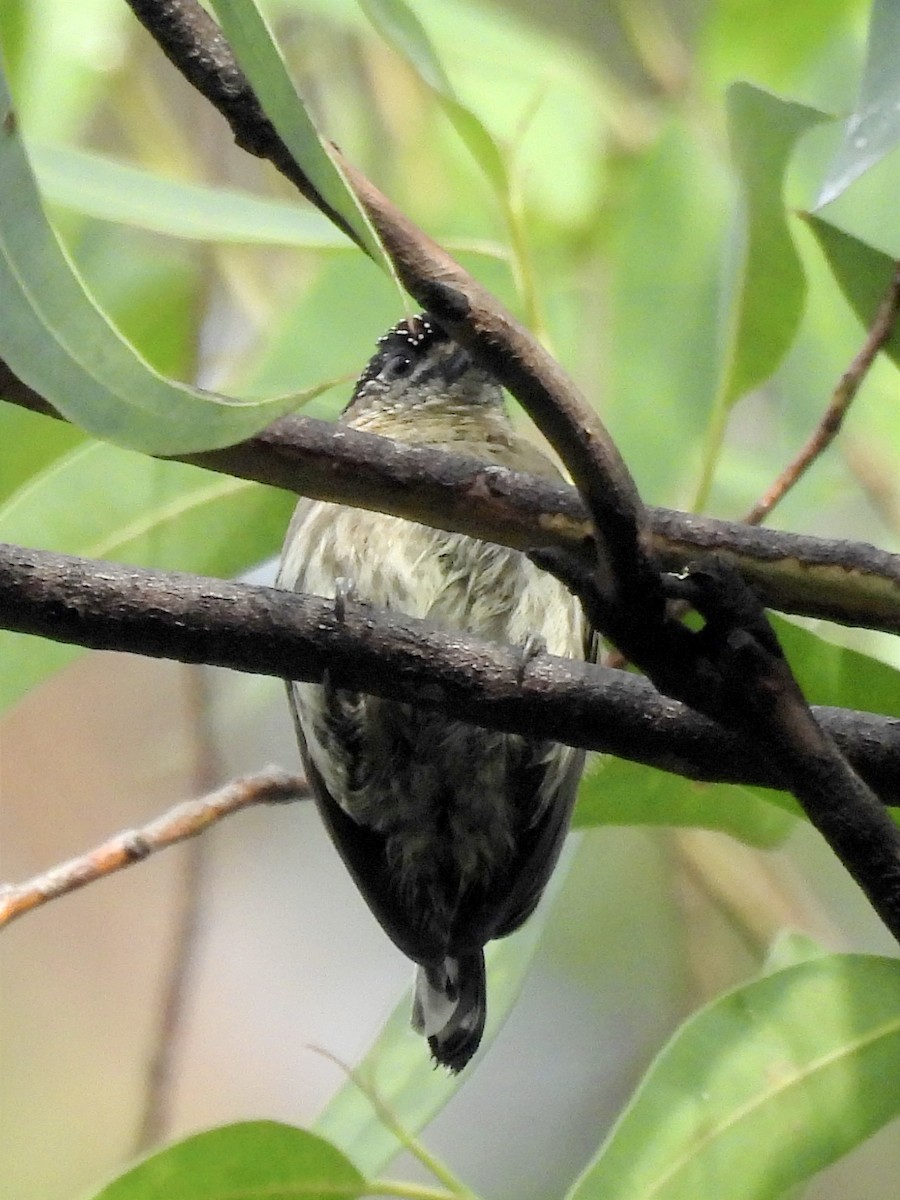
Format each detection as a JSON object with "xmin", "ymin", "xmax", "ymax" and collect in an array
[{"xmin": 341, "ymin": 314, "xmax": 504, "ymax": 438}]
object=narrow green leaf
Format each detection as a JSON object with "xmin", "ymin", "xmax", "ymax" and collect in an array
[
  {"xmin": 314, "ymin": 840, "xmax": 576, "ymax": 1177},
  {"xmin": 694, "ymin": 85, "xmax": 828, "ymax": 510},
  {"xmin": 567, "ymin": 955, "xmax": 900, "ymax": 1200},
  {"xmin": 0, "ymin": 66, "xmax": 320, "ymax": 455},
  {"xmin": 87, "ymin": 1121, "xmax": 365, "ymax": 1200},
  {"xmin": 359, "ymin": 0, "xmax": 508, "ymax": 192},
  {"xmin": 721, "ymin": 84, "xmax": 828, "ymax": 407},
  {"xmin": 800, "ymin": 214, "xmax": 900, "ymax": 368},
  {"xmin": 0, "ymin": 442, "xmax": 293, "ymax": 713},
  {"xmin": 30, "ymin": 143, "xmax": 353, "ymax": 248},
  {"xmin": 28, "ymin": 142, "xmax": 508, "ymax": 261},
  {"xmin": 817, "ymin": 0, "xmax": 900, "ymax": 207},
  {"xmin": 208, "ymin": 0, "xmax": 398, "ymax": 280}
]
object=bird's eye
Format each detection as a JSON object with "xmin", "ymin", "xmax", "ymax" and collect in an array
[{"xmin": 382, "ymin": 354, "xmax": 413, "ymax": 381}]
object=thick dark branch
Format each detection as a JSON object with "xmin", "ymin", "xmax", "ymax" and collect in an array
[
  {"xmin": 3, "ymin": 375, "xmax": 898, "ymax": 634},
  {"xmin": 1, "ymin": 541, "xmax": 898, "ymax": 802}
]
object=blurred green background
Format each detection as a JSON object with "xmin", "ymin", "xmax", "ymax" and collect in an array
[{"xmin": 2, "ymin": 1, "xmax": 900, "ymax": 1198}]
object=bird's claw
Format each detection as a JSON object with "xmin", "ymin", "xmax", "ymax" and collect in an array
[{"xmin": 333, "ymin": 577, "xmax": 357, "ymax": 623}]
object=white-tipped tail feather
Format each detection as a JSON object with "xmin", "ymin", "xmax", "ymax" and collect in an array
[{"xmin": 412, "ymin": 953, "xmax": 486, "ymax": 1073}]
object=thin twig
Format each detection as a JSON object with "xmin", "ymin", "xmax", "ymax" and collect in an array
[
  {"xmin": 311, "ymin": 1048, "xmax": 480, "ymax": 1200},
  {"xmin": 0, "ymin": 768, "xmax": 307, "ymax": 929},
  {"xmin": 744, "ymin": 261, "xmax": 900, "ymax": 526}
]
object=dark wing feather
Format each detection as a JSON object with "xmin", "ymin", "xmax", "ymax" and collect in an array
[
  {"xmin": 286, "ymin": 682, "xmax": 443, "ymax": 966},
  {"xmin": 450, "ymin": 745, "xmax": 585, "ymax": 950}
]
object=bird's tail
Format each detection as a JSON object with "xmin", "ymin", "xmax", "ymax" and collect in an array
[{"xmin": 412, "ymin": 952, "xmax": 486, "ymax": 1073}]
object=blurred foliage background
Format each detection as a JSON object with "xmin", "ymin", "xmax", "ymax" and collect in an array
[{"xmin": 1, "ymin": 1, "xmax": 900, "ymax": 1198}]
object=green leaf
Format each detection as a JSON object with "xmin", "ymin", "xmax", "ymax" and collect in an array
[
  {"xmin": 567, "ymin": 954, "xmax": 900, "ymax": 1200},
  {"xmin": 573, "ymin": 759, "xmax": 795, "ymax": 850},
  {"xmin": 87, "ymin": 1121, "xmax": 365, "ymax": 1200},
  {"xmin": 762, "ymin": 930, "xmax": 827, "ymax": 974},
  {"xmin": 772, "ymin": 614, "xmax": 900, "ymax": 717},
  {"xmin": 607, "ymin": 124, "xmax": 731, "ymax": 506},
  {"xmin": 208, "ymin": 0, "xmax": 398, "ymax": 279},
  {"xmin": 817, "ymin": 0, "xmax": 900, "ymax": 207},
  {"xmin": 359, "ymin": 0, "xmax": 508, "ymax": 193},
  {"xmin": 0, "ymin": 442, "xmax": 294, "ymax": 713},
  {"xmin": 721, "ymin": 84, "xmax": 828, "ymax": 406},
  {"xmin": 29, "ymin": 143, "xmax": 354, "ymax": 248},
  {"xmin": 801, "ymin": 214, "xmax": 900, "ymax": 368},
  {"xmin": 694, "ymin": 85, "xmax": 828, "ymax": 509},
  {"xmin": 0, "ymin": 402, "xmax": 85, "ymax": 502},
  {"xmin": 28, "ymin": 142, "xmax": 508, "ymax": 261},
  {"xmin": 314, "ymin": 840, "xmax": 575, "ymax": 1177},
  {"xmin": 0, "ymin": 65, "xmax": 323, "ymax": 455}
]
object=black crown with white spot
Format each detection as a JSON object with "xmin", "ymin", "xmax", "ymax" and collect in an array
[{"xmin": 352, "ymin": 313, "xmax": 450, "ymax": 393}]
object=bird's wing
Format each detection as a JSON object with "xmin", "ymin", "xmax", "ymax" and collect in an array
[
  {"xmin": 452, "ymin": 741, "xmax": 586, "ymax": 949},
  {"xmin": 286, "ymin": 681, "xmax": 444, "ymax": 966}
]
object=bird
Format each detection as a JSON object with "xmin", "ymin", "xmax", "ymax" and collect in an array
[{"xmin": 277, "ymin": 313, "xmax": 590, "ymax": 1071}]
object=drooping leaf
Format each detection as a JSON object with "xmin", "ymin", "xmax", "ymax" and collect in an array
[
  {"xmin": 359, "ymin": 0, "xmax": 508, "ymax": 193},
  {"xmin": 720, "ymin": 84, "xmax": 829, "ymax": 407},
  {"xmin": 693, "ymin": 85, "xmax": 829, "ymax": 509},
  {"xmin": 567, "ymin": 955, "xmax": 900, "ymax": 1200},
  {"xmin": 0, "ymin": 63, "xmax": 325, "ymax": 455},
  {"xmin": 87, "ymin": 1121, "xmax": 365, "ymax": 1200},
  {"xmin": 801, "ymin": 214, "xmax": 900, "ymax": 368}
]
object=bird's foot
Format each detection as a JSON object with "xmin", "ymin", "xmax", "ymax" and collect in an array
[{"xmin": 333, "ymin": 577, "xmax": 357, "ymax": 623}]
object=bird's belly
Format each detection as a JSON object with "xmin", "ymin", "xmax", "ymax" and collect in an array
[{"xmin": 281, "ymin": 503, "xmax": 584, "ymax": 916}]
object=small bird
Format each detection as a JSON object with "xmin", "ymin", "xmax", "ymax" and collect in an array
[{"xmin": 278, "ymin": 314, "xmax": 589, "ymax": 1071}]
